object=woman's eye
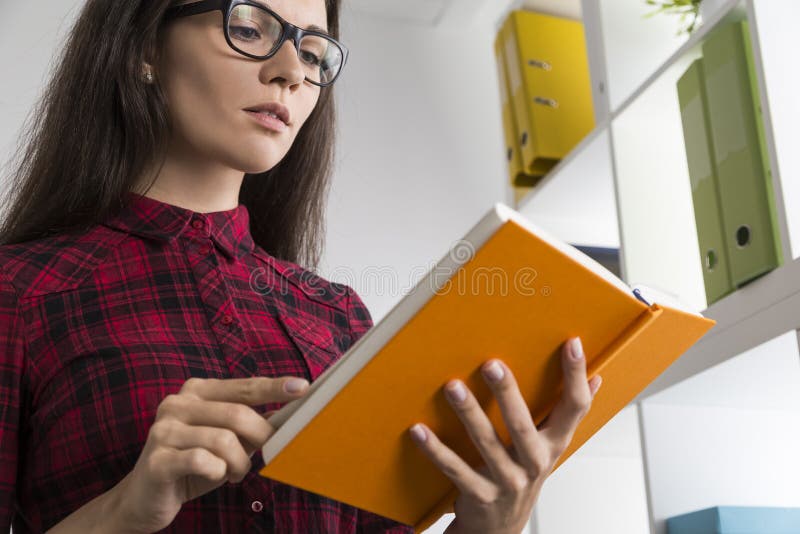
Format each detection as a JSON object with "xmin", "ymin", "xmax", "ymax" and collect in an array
[
  {"xmin": 300, "ymin": 50, "xmax": 322, "ymax": 66},
  {"xmin": 230, "ymin": 25, "xmax": 261, "ymax": 40}
]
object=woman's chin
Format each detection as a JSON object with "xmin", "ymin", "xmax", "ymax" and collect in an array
[{"xmin": 234, "ymin": 146, "xmax": 287, "ymax": 174}]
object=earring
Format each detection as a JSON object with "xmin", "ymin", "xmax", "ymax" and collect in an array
[{"xmin": 142, "ymin": 62, "xmax": 154, "ymax": 83}]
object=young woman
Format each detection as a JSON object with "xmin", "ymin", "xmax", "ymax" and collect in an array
[{"xmin": 0, "ymin": 0, "xmax": 602, "ymax": 532}]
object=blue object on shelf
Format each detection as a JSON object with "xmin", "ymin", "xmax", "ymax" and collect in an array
[
  {"xmin": 667, "ymin": 506, "xmax": 800, "ymax": 534},
  {"xmin": 571, "ymin": 245, "xmax": 621, "ymax": 278}
]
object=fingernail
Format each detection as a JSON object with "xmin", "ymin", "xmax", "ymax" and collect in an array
[
  {"xmin": 284, "ymin": 378, "xmax": 308, "ymax": 393},
  {"xmin": 483, "ymin": 360, "xmax": 505, "ymax": 383},
  {"xmin": 570, "ymin": 337, "xmax": 584, "ymax": 361},
  {"xmin": 594, "ymin": 375, "xmax": 603, "ymax": 393},
  {"xmin": 410, "ymin": 424, "xmax": 427, "ymax": 443},
  {"xmin": 445, "ymin": 381, "xmax": 467, "ymax": 403}
]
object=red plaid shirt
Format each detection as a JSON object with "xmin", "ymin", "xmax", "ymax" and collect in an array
[{"xmin": 0, "ymin": 192, "xmax": 414, "ymax": 533}]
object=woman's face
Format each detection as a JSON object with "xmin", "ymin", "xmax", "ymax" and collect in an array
[{"xmin": 156, "ymin": 0, "xmax": 327, "ymax": 174}]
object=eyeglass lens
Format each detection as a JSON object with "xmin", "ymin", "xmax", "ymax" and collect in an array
[{"xmin": 228, "ymin": 4, "xmax": 343, "ymax": 85}]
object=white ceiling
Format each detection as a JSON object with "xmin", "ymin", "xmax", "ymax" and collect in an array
[
  {"xmin": 345, "ymin": 0, "xmax": 583, "ymax": 28},
  {"xmin": 520, "ymin": 0, "xmax": 582, "ymax": 20},
  {"xmin": 344, "ymin": 0, "xmax": 451, "ymax": 26}
]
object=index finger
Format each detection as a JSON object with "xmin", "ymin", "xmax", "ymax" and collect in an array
[{"xmin": 180, "ymin": 376, "xmax": 309, "ymax": 405}]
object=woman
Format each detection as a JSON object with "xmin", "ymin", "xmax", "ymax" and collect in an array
[{"xmin": 0, "ymin": 0, "xmax": 602, "ymax": 532}]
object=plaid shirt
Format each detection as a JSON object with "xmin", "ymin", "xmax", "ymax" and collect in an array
[{"xmin": 0, "ymin": 192, "xmax": 414, "ymax": 533}]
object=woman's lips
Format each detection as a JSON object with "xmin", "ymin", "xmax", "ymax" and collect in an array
[{"xmin": 244, "ymin": 110, "xmax": 288, "ymax": 133}]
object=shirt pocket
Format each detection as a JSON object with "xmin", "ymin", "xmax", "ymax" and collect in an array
[{"xmin": 278, "ymin": 313, "xmax": 344, "ymax": 382}]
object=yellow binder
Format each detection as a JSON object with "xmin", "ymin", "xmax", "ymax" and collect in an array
[
  {"xmin": 494, "ymin": 23, "xmax": 526, "ymax": 190},
  {"xmin": 504, "ymin": 10, "xmax": 595, "ymax": 181}
]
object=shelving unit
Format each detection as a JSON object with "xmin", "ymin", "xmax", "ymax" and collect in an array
[
  {"xmin": 497, "ymin": 1, "xmax": 800, "ymax": 533},
  {"xmin": 514, "ymin": 0, "xmax": 795, "ymax": 394}
]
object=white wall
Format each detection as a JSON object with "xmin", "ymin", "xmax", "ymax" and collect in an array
[
  {"xmin": 599, "ymin": 0, "xmax": 689, "ymax": 113},
  {"xmin": 0, "ymin": 2, "xmax": 81, "ymax": 185},
  {"xmin": 321, "ymin": 7, "xmax": 510, "ymax": 318},
  {"xmin": 640, "ymin": 330, "xmax": 800, "ymax": 534},
  {"xmin": 535, "ymin": 405, "xmax": 650, "ymax": 534}
]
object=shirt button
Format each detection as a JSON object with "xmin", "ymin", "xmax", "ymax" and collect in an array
[
  {"xmin": 192, "ymin": 219, "xmax": 204, "ymax": 230},
  {"xmin": 198, "ymin": 245, "xmax": 211, "ymax": 255},
  {"xmin": 221, "ymin": 314, "xmax": 233, "ymax": 325},
  {"xmin": 251, "ymin": 500, "xmax": 263, "ymax": 512}
]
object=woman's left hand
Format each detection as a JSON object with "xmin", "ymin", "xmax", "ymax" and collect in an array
[{"xmin": 408, "ymin": 336, "xmax": 602, "ymax": 534}]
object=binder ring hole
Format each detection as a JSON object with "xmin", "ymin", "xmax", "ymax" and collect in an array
[
  {"xmin": 736, "ymin": 225, "xmax": 751, "ymax": 248},
  {"xmin": 705, "ymin": 249, "xmax": 718, "ymax": 271},
  {"xmin": 507, "ymin": 147, "xmax": 513, "ymax": 162},
  {"xmin": 521, "ymin": 131, "xmax": 528, "ymax": 147}
]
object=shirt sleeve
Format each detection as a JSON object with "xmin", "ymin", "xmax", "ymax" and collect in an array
[
  {"xmin": 344, "ymin": 287, "xmax": 415, "ymax": 533},
  {"xmin": 344, "ymin": 284, "xmax": 374, "ymax": 344},
  {"xmin": 0, "ymin": 276, "xmax": 28, "ymax": 532}
]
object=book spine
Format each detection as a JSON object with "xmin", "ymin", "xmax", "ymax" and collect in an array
[
  {"xmin": 525, "ymin": 305, "xmax": 662, "ymax": 431},
  {"xmin": 585, "ymin": 305, "xmax": 663, "ymax": 381}
]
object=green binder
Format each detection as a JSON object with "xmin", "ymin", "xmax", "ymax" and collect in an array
[
  {"xmin": 701, "ymin": 19, "xmax": 782, "ymax": 287},
  {"xmin": 677, "ymin": 58, "xmax": 734, "ymax": 304}
]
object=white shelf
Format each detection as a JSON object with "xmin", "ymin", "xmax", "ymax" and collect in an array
[{"xmin": 636, "ymin": 255, "xmax": 800, "ymax": 400}]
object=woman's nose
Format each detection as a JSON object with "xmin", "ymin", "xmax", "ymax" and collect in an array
[{"xmin": 262, "ymin": 39, "xmax": 306, "ymax": 87}]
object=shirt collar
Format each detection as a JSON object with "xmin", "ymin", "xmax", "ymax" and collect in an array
[{"xmin": 101, "ymin": 192, "xmax": 255, "ymax": 260}]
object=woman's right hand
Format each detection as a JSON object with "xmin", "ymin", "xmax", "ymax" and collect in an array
[{"xmin": 109, "ymin": 375, "xmax": 310, "ymax": 534}]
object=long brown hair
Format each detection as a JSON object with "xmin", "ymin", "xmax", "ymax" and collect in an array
[{"xmin": 0, "ymin": 0, "xmax": 340, "ymax": 270}]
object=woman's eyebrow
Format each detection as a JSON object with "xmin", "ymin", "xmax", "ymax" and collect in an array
[
  {"xmin": 254, "ymin": 0, "xmax": 331, "ymax": 36},
  {"xmin": 306, "ymin": 24, "xmax": 332, "ymax": 36}
]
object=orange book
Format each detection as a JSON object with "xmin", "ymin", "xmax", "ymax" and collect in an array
[{"xmin": 259, "ymin": 203, "xmax": 716, "ymax": 532}]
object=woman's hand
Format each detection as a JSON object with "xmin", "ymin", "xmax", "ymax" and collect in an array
[
  {"xmin": 408, "ymin": 337, "xmax": 601, "ymax": 534},
  {"xmin": 108, "ymin": 375, "xmax": 310, "ymax": 534}
]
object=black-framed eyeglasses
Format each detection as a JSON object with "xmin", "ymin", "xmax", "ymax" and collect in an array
[{"xmin": 164, "ymin": 0, "xmax": 349, "ymax": 87}]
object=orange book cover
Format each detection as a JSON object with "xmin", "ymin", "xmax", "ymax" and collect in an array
[{"xmin": 258, "ymin": 203, "xmax": 716, "ymax": 532}]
